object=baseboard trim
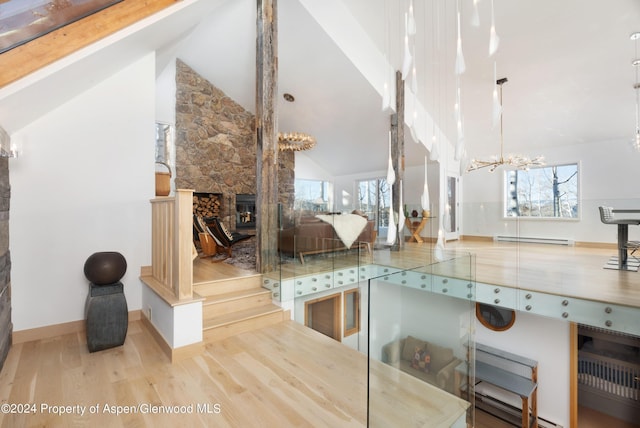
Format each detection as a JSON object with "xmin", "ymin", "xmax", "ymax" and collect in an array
[
  {"xmin": 140, "ymin": 312, "xmax": 203, "ymax": 363},
  {"xmin": 462, "ymin": 235, "xmax": 616, "ymax": 249},
  {"xmin": 13, "ymin": 310, "xmax": 141, "ymax": 344},
  {"xmin": 460, "ymin": 235, "xmax": 494, "ymax": 242}
]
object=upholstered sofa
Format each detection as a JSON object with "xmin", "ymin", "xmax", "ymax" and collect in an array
[
  {"xmin": 381, "ymin": 335, "xmax": 461, "ymax": 394},
  {"xmin": 279, "ymin": 214, "xmax": 376, "ymax": 263}
]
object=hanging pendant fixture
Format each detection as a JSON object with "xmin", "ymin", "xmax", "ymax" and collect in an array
[
  {"xmin": 467, "ymin": 78, "xmax": 544, "ymax": 172},
  {"xmin": 454, "ymin": 0, "xmax": 465, "ymax": 75},
  {"xmin": 385, "ymin": 132, "xmax": 397, "ymax": 246},
  {"xmin": 421, "ymin": 156, "xmax": 430, "ymax": 215},
  {"xmin": 491, "ymin": 62, "xmax": 502, "ymax": 127},
  {"xmin": 488, "ymin": 0, "xmax": 500, "ymax": 56},
  {"xmin": 631, "ymin": 32, "xmax": 640, "ymax": 150},
  {"xmin": 401, "ymin": 12, "xmax": 413, "ymax": 79}
]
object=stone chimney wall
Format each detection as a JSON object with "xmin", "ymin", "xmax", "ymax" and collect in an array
[
  {"xmin": 175, "ymin": 59, "xmax": 294, "ymax": 229},
  {"xmin": 0, "ymin": 158, "xmax": 11, "ymax": 372}
]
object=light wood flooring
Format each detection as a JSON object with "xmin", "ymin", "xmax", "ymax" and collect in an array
[
  {"xmin": 3, "ymin": 241, "xmax": 630, "ymax": 427},
  {"xmin": 446, "ymin": 239, "xmax": 640, "ymax": 308},
  {"xmin": 0, "ymin": 319, "xmax": 468, "ymax": 428}
]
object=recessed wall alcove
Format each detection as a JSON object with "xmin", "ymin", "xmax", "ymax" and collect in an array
[{"xmin": 174, "ymin": 59, "xmax": 294, "ymax": 231}]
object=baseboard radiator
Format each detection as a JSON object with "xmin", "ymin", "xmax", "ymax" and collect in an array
[
  {"xmin": 475, "ymin": 384, "xmax": 563, "ymax": 427},
  {"xmin": 494, "ymin": 235, "xmax": 574, "ymax": 246}
]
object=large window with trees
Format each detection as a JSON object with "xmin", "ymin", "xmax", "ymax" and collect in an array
[
  {"xmin": 356, "ymin": 178, "xmax": 390, "ymax": 232},
  {"xmin": 294, "ymin": 179, "xmax": 332, "ymax": 212},
  {"xmin": 504, "ymin": 163, "xmax": 579, "ymax": 218}
]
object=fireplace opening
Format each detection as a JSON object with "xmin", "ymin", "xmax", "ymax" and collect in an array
[{"xmin": 236, "ymin": 194, "xmax": 256, "ymax": 229}]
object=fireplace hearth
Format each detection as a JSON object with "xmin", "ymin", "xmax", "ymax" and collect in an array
[{"xmin": 236, "ymin": 194, "xmax": 256, "ymax": 229}]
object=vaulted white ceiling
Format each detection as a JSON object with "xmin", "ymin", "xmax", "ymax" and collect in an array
[
  {"xmin": 1, "ymin": 0, "xmax": 639, "ymax": 177},
  {"xmin": 170, "ymin": 0, "xmax": 640, "ymax": 176}
]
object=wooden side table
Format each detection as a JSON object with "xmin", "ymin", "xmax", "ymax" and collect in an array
[{"xmin": 405, "ymin": 217, "xmax": 428, "ymax": 243}]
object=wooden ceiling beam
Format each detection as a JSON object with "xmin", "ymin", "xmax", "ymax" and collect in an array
[{"xmin": 0, "ymin": 0, "xmax": 177, "ymax": 89}]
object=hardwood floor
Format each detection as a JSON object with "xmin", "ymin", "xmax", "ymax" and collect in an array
[
  {"xmin": 2, "ymin": 240, "xmax": 631, "ymax": 427},
  {"xmin": 0, "ymin": 320, "xmax": 468, "ymax": 428},
  {"xmin": 446, "ymin": 239, "xmax": 640, "ymax": 308}
]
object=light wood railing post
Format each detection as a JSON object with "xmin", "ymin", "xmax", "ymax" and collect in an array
[
  {"xmin": 174, "ymin": 189, "xmax": 193, "ymax": 300},
  {"xmin": 148, "ymin": 189, "xmax": 193, "ymax": 302}
]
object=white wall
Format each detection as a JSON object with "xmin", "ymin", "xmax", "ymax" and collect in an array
[
  {"xmin": 368, "ymin": 281, "xmax": 472, "ymax": 362},
  {"xmin": 462, "ymin": 138, "xmax": 640, "ymax": 243},
  {"xmin": 475, "ymin": 312, "xmax": 571, "ymax": 428},
  {"xmin": 9, "ymin": 54, "xmax": 156, "ymax": 331},
  {"xmin": 155, "ymin": 57, "xmax": 177, "ymax": 126},
  {"xmin": 295, "ymin": 152, "xmax": 333, "ymax": 182}
]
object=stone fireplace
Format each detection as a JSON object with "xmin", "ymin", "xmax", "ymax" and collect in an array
[
  {"xmin": 174, "ymin": 59, "xmax": 294, "ymax": 231},
  {"xmin": 236, "ymin": 194, "xmax": 256, "ymax": 229}
]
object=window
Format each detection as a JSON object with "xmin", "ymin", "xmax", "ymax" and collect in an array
[
  {"xmin": 155, "ymin": 122, "xmax": 173, "ymax": 163},
  {"xmin": 294, "ymin": 179, "xmax": 331, "ymax": 212},
  {"xmin": 476, "ymin": 303, "xmax": 516, "ymax": 332},
  {"xmin": 305, "ymin": 293, "xmax": 341, "ymax": 341},
  {"xmin": 505, "ymin": 163, "xmax": 579, "ymax": 218},
  {"xmin": 343, "ymin": 289, "xmax": 360, "ymax": 337},
  {"xmin": 356, "ymin": 177, "xmax": 390, "ymax": 231},
  {"xmin": 0, "ymin": 0, "xmax": 123, "ymax": 54}
]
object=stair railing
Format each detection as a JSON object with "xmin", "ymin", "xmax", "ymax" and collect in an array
[{"xmin": 149, "ymin": 188, "xmax": 194, "ymax": 300}]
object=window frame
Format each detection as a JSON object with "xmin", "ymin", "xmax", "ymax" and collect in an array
[
  {"xmin": 343, "ymin": 288, "xmax": 360, "ymax": 337},
  {"xmin": 294, "ymin": 178, "xmax": 332, "ymax": 212},
  {"xmin": 503, "ymin": 162, "xmax": 581, "ymax": 221}
]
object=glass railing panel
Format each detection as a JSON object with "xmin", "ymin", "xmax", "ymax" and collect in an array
[
  {"xmin": 366, "ymin": 253, "xmax": 476, "ymax": 428},
  {"xmin": 277, "ymin": 206, "xmax": 370, "ymax": 348},
  {"xmin": 460, "ymin": 196, "xmax": 640, "ymax": 336}
]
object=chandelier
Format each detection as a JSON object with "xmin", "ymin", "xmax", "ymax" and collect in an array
[
  {"xmin": 467, "ymin": 78, "xmax": 544, "ymax": 172},
  {"xmin": 277, "ymin": 132, "xmax": 316, "ymax": 151}
]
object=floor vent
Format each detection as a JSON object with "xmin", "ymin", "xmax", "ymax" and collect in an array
[{"xmin": 494, "ymin": 235, "xmax": 574, "ymax": 246}]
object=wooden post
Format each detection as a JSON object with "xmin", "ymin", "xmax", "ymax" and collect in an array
[
  {"xmin": 174, "ymin": 189, "xmax": 194, "ymax": 300},
  {"xmin": 255, "ymin": 0, "xmax": 279, "ymax": 274},
  {"xmin": 390, "ymin": 70, "xmax": 405, "ymax": 251}
]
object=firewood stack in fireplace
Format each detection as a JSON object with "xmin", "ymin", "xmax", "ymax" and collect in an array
[{"xmin": 193, "ymin": 193, "xmax": 221, "ymax": 218}]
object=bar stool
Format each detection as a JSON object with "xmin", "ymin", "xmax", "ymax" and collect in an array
[{"xmin": 599, "ymin": 206, "xmax": 640, "ymax": 269}]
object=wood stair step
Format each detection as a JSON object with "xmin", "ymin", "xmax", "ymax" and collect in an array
[
  {"xmin": 203, "ymin": 288, "xmax": 273, "ymax": 319},
  {"xmin": 194, "ymin": 274, "xmax": 263, "ymax": 297},
  {"xmin": 203, "ymin": 304, "xmax": 285, "ymax": 342}
]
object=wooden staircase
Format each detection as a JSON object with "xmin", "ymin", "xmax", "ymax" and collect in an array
[{"xmin": 195, "ymin": 274, "xmax": 287, "ymax": 342}]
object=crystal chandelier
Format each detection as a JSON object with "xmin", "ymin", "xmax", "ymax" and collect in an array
[
  {"xmin": 467, "ymin": 78, "xmax": 544, "ymax": 172},
  {"xmin": 277, "ymin": 132, "xmax": 316, "ymax": 151}
]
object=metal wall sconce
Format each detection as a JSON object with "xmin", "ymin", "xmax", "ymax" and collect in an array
[{"xmin": 0, "ymin": 125, "xmax": 18, "ymax": 158}]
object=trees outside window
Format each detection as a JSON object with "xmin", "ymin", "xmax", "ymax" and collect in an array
[{"xmin": 505, "ymin": 163, "xmax": 578, "ymax": 218}]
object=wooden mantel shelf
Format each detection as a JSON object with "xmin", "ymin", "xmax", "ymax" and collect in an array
[{"xmin": 0, "ymin": 0, "xmax": 177, "ymax": 89}]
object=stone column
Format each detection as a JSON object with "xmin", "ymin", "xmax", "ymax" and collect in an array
[{"xmin": 0, "ymin": 157, "xmax": 11, "ymax": 371}]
